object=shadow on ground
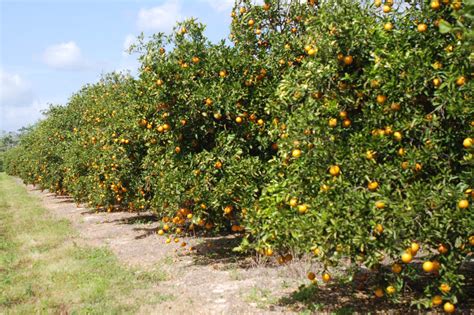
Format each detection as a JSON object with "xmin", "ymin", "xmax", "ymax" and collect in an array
[
  {"xmin": 189, "ymin": 234, "xmax": 254, "ymax": 267},
  {"xmin": 278, "ymin": 261, "xmax": 474, "ymax": 313}
]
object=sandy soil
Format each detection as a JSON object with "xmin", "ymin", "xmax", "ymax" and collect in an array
[{"xmin": 24, "ymin": 183, "xmax": 305, "ymax": 314}]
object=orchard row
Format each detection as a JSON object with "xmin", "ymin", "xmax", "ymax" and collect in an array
[{"xmin": 5, "ymin": 0, "xmax": 472, "ymax": 312}]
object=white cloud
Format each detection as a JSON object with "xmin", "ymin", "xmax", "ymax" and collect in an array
[
  {"xmin": 1, "ymin": 99, "xmax": 47, "ymax": 131},
  {"xmin": 0, "ymin": 69, "xmax": 34, "ymax": 108},
  {"xmin": 137, "ymin": 0, "xmax": 182, "ymax": 32},
  {"xmin": 42, "ymin": 41, "xmax": 87, "ymax": 70}
]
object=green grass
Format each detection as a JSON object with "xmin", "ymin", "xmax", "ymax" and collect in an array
[{"xmin": 0, "ymin": 173, "xmax": 173, "ymax": 314}]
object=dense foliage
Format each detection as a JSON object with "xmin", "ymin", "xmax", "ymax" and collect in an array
[{"xmin": 4, "ymin": 0, "xmax": 473, "ymax": 311}]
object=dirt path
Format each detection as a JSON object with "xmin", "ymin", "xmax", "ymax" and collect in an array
[{"xmin": 23, "ymin": 182, "xmax": 306, "ymax": 314}]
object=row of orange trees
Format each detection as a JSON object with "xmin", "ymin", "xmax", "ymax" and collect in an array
[{"xmin": 5, "ymin": 0, "xmax": 472, "ymax": 311}]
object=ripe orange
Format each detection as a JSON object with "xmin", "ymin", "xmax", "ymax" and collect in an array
[
  {"xmin": 298, "ymin": 204, "xmax": 308, "ymax": 214},
  {"xmin": 390, "ymin": 102, "xmax": 401, "ymax": 111},
  {"xmin": 329, "ymin": 165, "xmax": 341, "ymax": 176},
  {"xmin": 458, "ymin": 199, "xmax": 469, "ymax": 209},
  {"xmin": 456, "ymin": 76, "xmax": 466, "ymax": 86},
  {"xmin": 439, "ymin": 283, "xmax": 451, "ymax": 293},
  {"xmin": 386, "ymin": 286, "xmax": 396, "ymax": 295},
  {"xmin": 343, "ymin": 55, "xmax": 353, "ymax": 65},
  {"xmin": 328, "ymin": 118, "xmax": 338, "ymax": 127},
  {"xmin": 417, "ymin": 23, "xmax": 428, "ymax": 32},
  {"xmin": 444, "ymin": 302, "xmax": 455, "ymax": 313},
  {"xmin": 215, "ymin": 161, "xmax": 222, "ymax": 169},
  {"xmin": 375, "ymin": 224, "xmax": 384, "ymax": 234},
  {"xmin": 205, "ymin": 98, "xmax": 213, "ymax": 106},
  {"xmin": 248, "ymin": 19, "xmax": 254, "ymax": 26},
  {"xmin": 320, "ymin": 184, "xmax": 330, "ymax": 192},
  {"xmin": 452, "ymin": 1, "xmax": 462, "ymax": 10},
  {"xmin": 307, "ymin": 48, "xmax": 317, "ymax": 56},
  {"xmin": 422, "ymin": 261, "xmax": 434, "ymax": 272},
  {"xmin": 401, "ymin": 252, "xmax": 412, "ymax": 263},
  {"xmin": 374, "ymin": 0, "xmax": 382, "ymax": 7},
  {"xmin": 336, "ymin": 111, "xmax": 347, "ymax": 119},
  {"xmin": 366, "ymin": 150, "xmax": 376, "ymax": 160},
  {"xmin": 375, "ymin": 201, "xmax": 385, "ymax": 209},
  {"xmin": 224, "ymin": 205, "xmax": 233, "ymax": 214},
  {"xmin": 289, "ymin": 198, "xmax": 298, "ymax": 207},
  {"xmin": 376, "ymin": 95, "xmax": 387, "ymax": 104},
  {"xmin": 235, "ymin": 116, "xmax": 243, "ymax": 124},
  {"xmin": 342, "ymin": 119, "xmax": 351, "ymax": 128},
  {"xmin": 410, "ymin": 242, "xmax": 420, "ymax": 254},
  {"xmin": 384, "ymin": 22, "xmax": 393, "ymax": 31},
  {"xmin": 432, "ymin": 295, "xmax": 443, "ymax": 306},
  {"xmin": 368, "ymin": 181, "xmax": 379, "ymax": 191},
  {"xmin": 393, "ymin": 131, "xmax": 402, "ymax": 141},
  {"xmin": 438, "ymin": 244, "xmax": 448, "ymax": 254},
  {"xmin": 374, "ymin": 287, "xmax": 384, "ymax": 297},
  {"xmin": 382, "ymin": 5, "xmax": 391, "ymax": 13},
  {"xmin": 307, "ymin": 272, "xmax": 316, "ymax": 281},
  {"xmin": 158, "ymin": 229, "xmax": 165, "ymax": 236},
  {"xmin": 470, "ymin": 235, "xmax": 474, "ymax": 246},
  {"xmin": 431, "ymin": 0, "xmax": 441, "ymax": 10},
  {"xmin": 463, "ymin": 137, "xmax": 473, "ymax": 148},
  {"xmin": 433, "ymin": 78, "xmax": 442, "ymax": 87},
  {"xmin": 392, "ymin": 263, "xmax": 402, "ymax": 273},
  {"xmin": 265, "ymin": 248, "xmax": 273, "ymax": 256},
  {"xmin": 322, "ymin": 273, "xmax": 331, "ymax": 283},
  {"xmin": 292, "ymin": 149, "xmax": 302, "ymax": 158}
]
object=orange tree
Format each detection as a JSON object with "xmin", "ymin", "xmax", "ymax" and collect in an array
[
  {"xmin": 242, "ymin": 0, "xmax": 473, "ymax": 311},
  {"xmin": 4, "ymin": 0, "xmax": 472, "ymax": 311},
  {"xmin": 133, "ymin": 19, "xmax": 280, "ymax": 233},
  {"xmin": 59, "ymin": 73, "xmax": 147, "ymax": 211},
  {"xmin": 3, "ymin": 105, "xmax": 73, "ymax": 193}
]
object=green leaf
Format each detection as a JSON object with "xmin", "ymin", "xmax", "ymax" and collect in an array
[{"xmin": 438, "ymin": 20, "xmax": 452, "ymax": 34}]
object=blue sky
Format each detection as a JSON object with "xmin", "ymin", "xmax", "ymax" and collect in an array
[{"xmin": 0, "ymin": 0, "xmax": 245, "ymax": 132}]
